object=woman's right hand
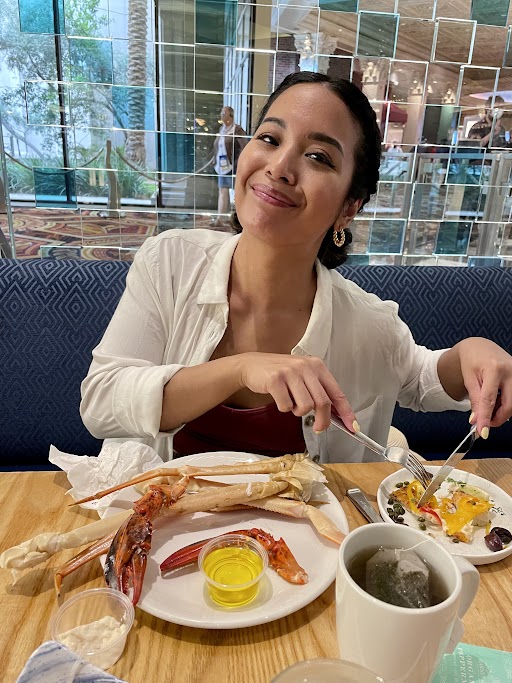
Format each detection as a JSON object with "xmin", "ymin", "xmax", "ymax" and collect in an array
[{"xmin": 238, "ymin": 352, "xmax": 357, "ymax": 433}]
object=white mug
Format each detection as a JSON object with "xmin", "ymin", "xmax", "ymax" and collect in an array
[{"xmin": 336, "ymin": 523, "xmax": 480, "ymax": 683}]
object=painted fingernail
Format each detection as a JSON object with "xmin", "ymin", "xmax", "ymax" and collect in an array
[
  {"xmin": 314, "ymin": 429, "xmax": 324, "ymax": 435},
  {"xmin": 469, "ymin": 412, "xmax": 475, "ymax": 424},
  {"xmin": 481, "ymin": 426, "xmax": 489, "ymax": 440},
  {"xmin": 353, "ymin": 420, "xmax": 360, "ymax": 433}
]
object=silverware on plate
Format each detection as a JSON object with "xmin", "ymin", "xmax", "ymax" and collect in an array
[
  {"xmin": 417, "ymin": 426, "xmax": 478, "ymax": 507},
  {"xmin": 347, "ymin": 488, "xmax": 382, "ymax": 524}
]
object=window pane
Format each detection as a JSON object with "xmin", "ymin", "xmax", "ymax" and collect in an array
[
  {"xmin": 25, "ymin": 81, "xmax": 66, "ymax": 126},
  {"xmin": 368, "ymin": 219, "xmax": 406, "ymax": 253},
  {"xmin": 34, "ymin": 168, "xmax": 77, "ymax": 208},
  {"xmin": 319, "ymin": 0, "xmax": 358, "ymax": 11},
  {"xmin": 432, "ymin": 19, "xmax": 476, "ymax": 64},
  {"xmin": 159, "ymin": 44, "xmax": 194, "ymax": 91},
  {"xmin": 471, "ymin": 0, "xmax": 510, "ymax": 27},
  {"xmin": 196, "ymin": 0, "xmax": 237, "ymax": 46},
  {"xmin": 112, "ymin": 86, "xmax": 155, "ymax": 131},
  {"xmin": 69, "ymin": 38, "xmax": 113, "ymax": 84},
  {"xmin": 435, "ymin": 221, "xmax": 472, "ymax": 254},
  {"xmin": 357, "ymin": 12, "xmax": 398, "ymax": 58},
  {"xmin": 161, "ymin": 132, "xmax": 195, "ymax": 173},
  {"xmin": 18, "ymin": 0, "xmax": 64, "ymax": 34},
  {"xmin": 403, "ymin": 221, "xmax": 439, "ymax": 255}
]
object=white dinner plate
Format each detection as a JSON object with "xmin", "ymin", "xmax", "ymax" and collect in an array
[
  {"xmin": 101, "ymin": 452, "xmax": 348, "ymax": 628},
  {"xmin": 377, "ymin": 466, "xmax": 512, "ymax": 565}
]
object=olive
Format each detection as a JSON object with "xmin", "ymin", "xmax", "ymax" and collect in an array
[
  {"xmin": 419, "ymin": 523, "xmax": 427, "ymax": 531},
  {"xmin": 387, "ymin": 508, "xmax": 394, "ymax": 515},
  {"xmin": 403, "ymin": 481, "xmax": 410, "ymax": 486},
  {"xmin": 417, "ymin": 517, "xmax": 425, "ymax": 523},
  {"xmin": 491, "ymin": 527, "xmax": 512, "ymax": 545},
  {"xmin": 452, "ymin": 538, "xmax": 460, "ymax": 543},
  {"xmin": 388, "ymin": 498, "xmax": 394, "ymax": 505},
  {"xmin": 396, "ymin": 482, "xmax": 403, "ymax": 488},
  {"xmin": 485, "ymin": 531, "xmax": 504, "ymax": 552}
]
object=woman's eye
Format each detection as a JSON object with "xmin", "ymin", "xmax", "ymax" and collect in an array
[
  {"xmin": 307, "ymin": 152, "xmax": 335, "ymax": 168},
  {"xmin": 256, "ymin": 133, "xmax": 278, "ymax": 145}
]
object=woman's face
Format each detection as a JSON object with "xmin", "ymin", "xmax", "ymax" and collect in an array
[{"xmin": 234, "ymin": 83, "xmax": 360, "ymax": 252}]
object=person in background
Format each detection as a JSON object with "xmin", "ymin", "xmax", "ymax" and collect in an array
[
  {"xmin": 469, "ymin": 95, "xmax": 509, "ymax": 148},
  {"xmin": 81, "ymin": 72, "xmax": 512, "ymax": 463},
  {"xmin": 210, "ymin": 106, "xmax": 247, "ymax": 229}
]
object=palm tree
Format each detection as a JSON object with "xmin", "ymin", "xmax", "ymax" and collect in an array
[{"xmin": 124, "ymin": 0, "xmax": 148, "ymax": 166}]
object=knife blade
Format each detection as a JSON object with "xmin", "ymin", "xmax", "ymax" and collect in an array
[
  {"xmin": 417, "ymin": 426, "xmax": 478, "ymax": 507},
  {"xmin": 347, "ymin": 488, "xmax": 382, "ymax": 524}
]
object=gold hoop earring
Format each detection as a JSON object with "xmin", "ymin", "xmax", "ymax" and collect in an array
[{"xmin": 333, "ymin": 227, "xmax": 345, "ymax": 248}]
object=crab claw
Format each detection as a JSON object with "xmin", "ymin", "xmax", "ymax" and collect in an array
[
  {"xmin": 104, "ymin": 511, "xmax": 152, "ymax": 605},
  {"xmin": 104, "ymin": 476, "xmax": 189, "ymax": 605},
  {"xmin": 160, "ymin": 528, "xmax": 308, "ymax": 585}
]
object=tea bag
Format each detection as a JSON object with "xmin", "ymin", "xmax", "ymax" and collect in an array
[{"xmin": 365, "ymin": 548, "xmax": 430, "ymax": 609}]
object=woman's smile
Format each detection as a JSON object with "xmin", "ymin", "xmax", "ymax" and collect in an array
[{"xmin": 251, "ymin": 183, "xmax": 298, "ymax": 208}]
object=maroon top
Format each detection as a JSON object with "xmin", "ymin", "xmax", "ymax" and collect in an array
[{"xmin": 173, "ymin": 402, "xmax": 306, "ymax": 458}]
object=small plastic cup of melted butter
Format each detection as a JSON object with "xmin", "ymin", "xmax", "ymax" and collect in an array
[
  {"xmin": 50, "ymin": 587, "xmax": 135, "ymax": 670},
  {"xmin": 198, "ymin": 533, "xmax": 268, "ymax": 608}
]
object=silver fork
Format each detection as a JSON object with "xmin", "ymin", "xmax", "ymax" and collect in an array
[{"xmin": 329, "ymin": 413, "xmax": 433, "ymax": 488}]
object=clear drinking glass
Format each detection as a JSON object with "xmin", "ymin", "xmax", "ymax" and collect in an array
[{"xmin": 271, "ymin": 658, "xmax": 385, "ymax": 683}]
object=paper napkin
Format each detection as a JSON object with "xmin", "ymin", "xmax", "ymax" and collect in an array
[
  {"xmin": 15, "ymin": 640, "xmax": 128, "ymax": 683},
  {"xmin": 48, "ymin": 441, "xmax": 164, "ymax": 513}
]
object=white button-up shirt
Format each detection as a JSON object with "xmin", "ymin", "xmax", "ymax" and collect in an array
[{"xmin": 80, "ymin": 229, "xmax": 468, "ymax": 462}]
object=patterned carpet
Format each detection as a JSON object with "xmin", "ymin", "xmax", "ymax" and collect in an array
[{"xmin": 9, "ymin": 207, "xmax": 231, "ymax": 260}]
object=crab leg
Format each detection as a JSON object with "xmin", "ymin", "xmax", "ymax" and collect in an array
[
  {"xmin": 160, "ymin": 480, "xmax": 289, "ymax": 515},
  {"xmin": 71, "ymin": 453, "xmax": 307, "ymax": 506},
  {"xmin": 244, "ymin": 498, "xmax": 345, "ymax": 545},
  {"xmin": 160, "ymin": 528, "xmax": 308, "ymax": 584},
  {"xmin": 0, "ymin": 510, "xmax": 131, "ymax": 571},
  {"xmin": 138, "ymin": 478, "xmax": 345, "ymax": 545},
  {"xmin": 54, "ymin": 531, "xmax": 117, "ymax": 596}
]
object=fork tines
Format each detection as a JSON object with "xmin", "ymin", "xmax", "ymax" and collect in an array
[{"xmin": 405, "ymin": 453, "xmax": 432, "ymax": 488}]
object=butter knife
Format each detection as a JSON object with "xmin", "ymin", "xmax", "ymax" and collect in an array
[
  {"xmin": 417, "ymin": 425, "xmax": 478, "ymax": 507},
  {"xmin": 347, "ymin": 488, "xmax": 382, "ymax": 524}
]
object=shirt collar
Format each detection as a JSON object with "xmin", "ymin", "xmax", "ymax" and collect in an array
[
  {"xmin": 197, "ymin": 233, "xmax": 241, "ymax": 305},
  {"xmin": 292, "ymin": 260, "xmax": 333, "ymax": 360}
]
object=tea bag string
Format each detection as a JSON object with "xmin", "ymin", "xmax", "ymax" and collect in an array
[{"xmin": 401, "ymin": 538, "xmax": 431, "ymax": 554}]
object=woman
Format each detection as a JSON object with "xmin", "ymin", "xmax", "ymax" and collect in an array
[
  {"xmin": 211, "ymin": 105, "xmax": 247, "ymax": 228},
  {"xmin": 81, "ymin": 72, "xmax": 512, "ymax": 462}
]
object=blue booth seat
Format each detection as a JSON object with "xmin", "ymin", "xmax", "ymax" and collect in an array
[
  {"xmin": 339, "ymin": 266, "xmax": 512, "ymax": 459},
  {"xmin": 1, "ymin": 258, "xmax": 511, "ymax": 467},
  {"xmin": 0, "ymin": 259, "xmax": 129, "ymax": 468}
]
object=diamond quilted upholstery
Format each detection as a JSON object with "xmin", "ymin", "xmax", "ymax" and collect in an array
[
  {"xmin": 0, "ymin": 259, "xmax": 129, "ymax": 467},
  {"xmin": 338, "ymin": 266, "xmax": 512, "ymax": 458}
]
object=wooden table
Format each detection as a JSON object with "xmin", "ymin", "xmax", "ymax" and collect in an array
[{"xmin": 1, "ymin": 459, "xmax": 511, "ymax": 683}]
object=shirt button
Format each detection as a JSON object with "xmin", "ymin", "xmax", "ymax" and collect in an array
[
  {"xmin": 304, "ymin": 415, "xmax": 314, "ymax": 427},
  {"xmin": 312, "ymin": 454, "xmax": 320, "ymax": 463}
]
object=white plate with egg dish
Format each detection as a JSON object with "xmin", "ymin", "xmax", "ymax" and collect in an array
[
  {"xmin": 102, "ymin": 452, "xmax": 348, "ymax": 629},
  {"xmin": 377, "ymin": 466, "xmax": 512, "ymax": 565}
]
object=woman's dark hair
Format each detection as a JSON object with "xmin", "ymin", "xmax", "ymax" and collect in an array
[{"xmin": 231, "ymin": 71, "xmax": 382, "ymax": 268}]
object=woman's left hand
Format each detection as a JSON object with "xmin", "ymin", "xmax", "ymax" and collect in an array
[{"xmin": 449, "ymin": 338, "xmax": 512, "ymax": 438}]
